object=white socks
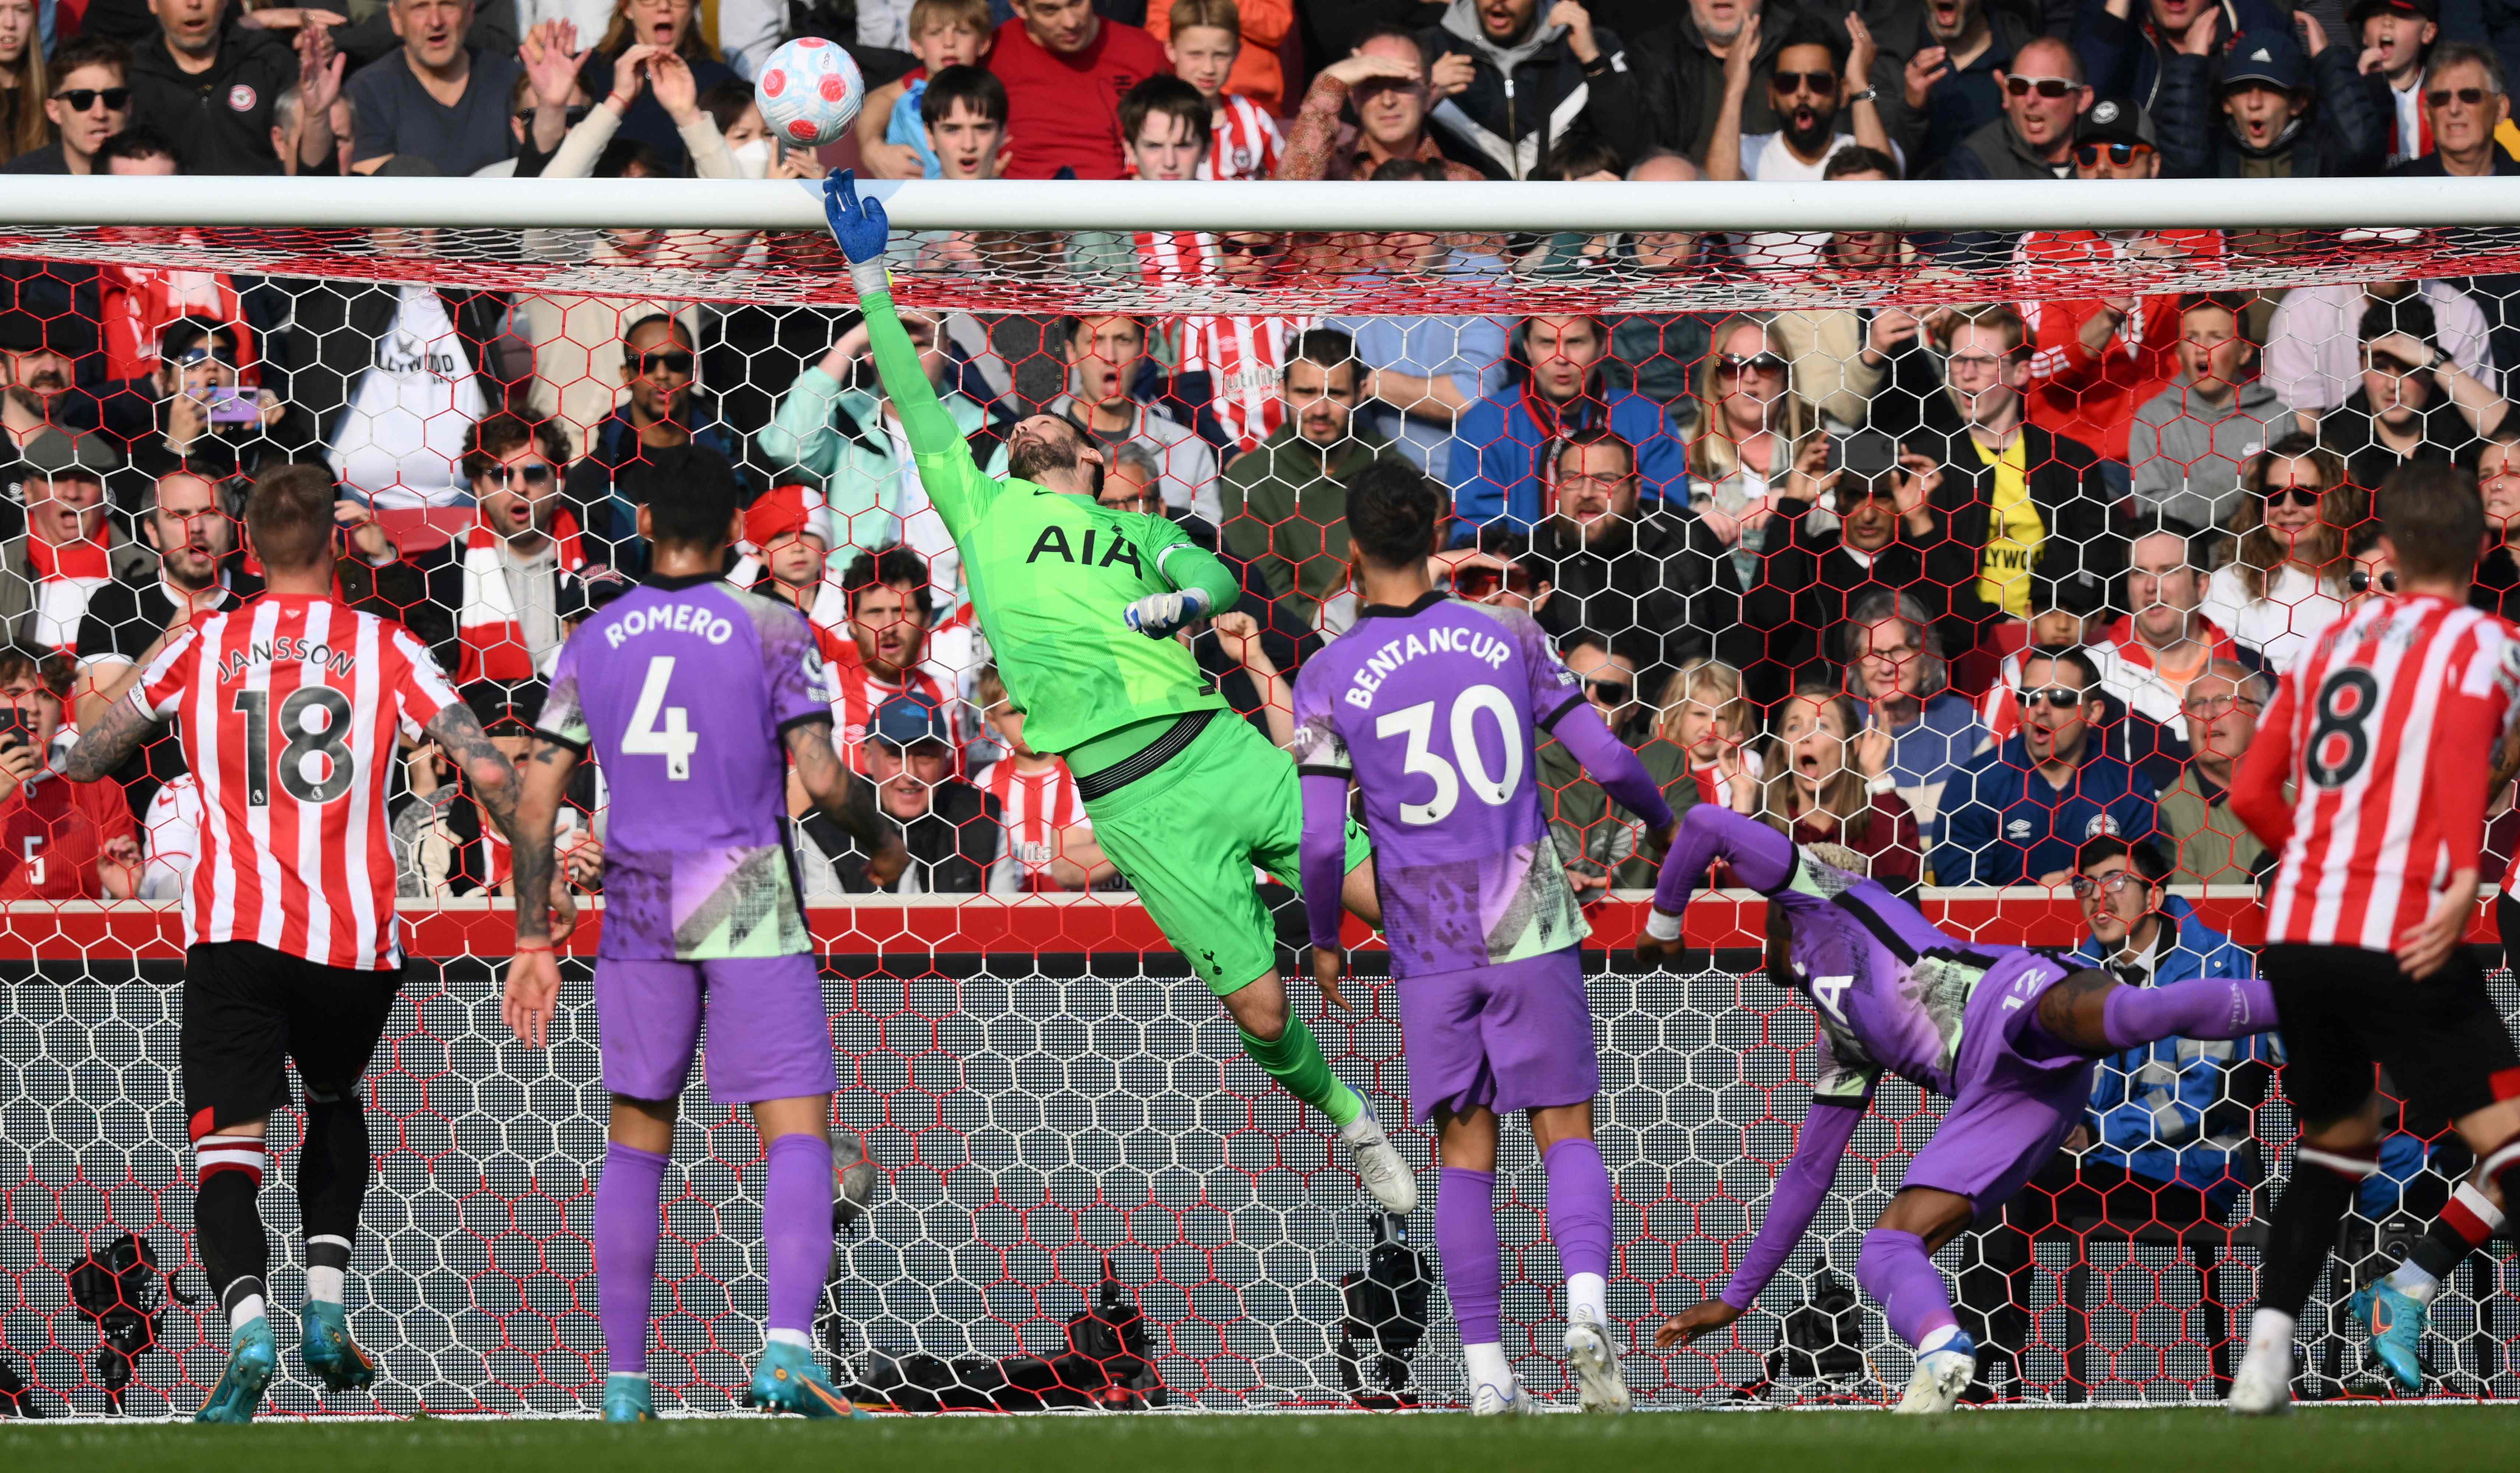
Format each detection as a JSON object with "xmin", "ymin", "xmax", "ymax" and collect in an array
[
  {"xmin": 1463, "ymin": 1341, "xmax": 1512, "ymax": 1395},
  {"xmin": 229, "ymin": 1292, "xmax": 267, "ymax": 1336},
  {"xmin": 2386, "ymin": 1259, "xmax": 2442, "ymax": 1305},
  {"xmin": 1568, "ymin": 1273, "xmax": 1606, "ymax": 1327},
  {"xmin": 766, "ymin": 1327, "xmax": 812, "ymax": 1350}
]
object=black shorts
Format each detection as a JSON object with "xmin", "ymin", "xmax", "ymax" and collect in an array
[
  {"xmin": 181, "ymin": 942, "xmax": 403, "ymax": 1141},
  {"xmin": 2261, "ymin": 942, "xmax": 2520, "ymax": 1129}
]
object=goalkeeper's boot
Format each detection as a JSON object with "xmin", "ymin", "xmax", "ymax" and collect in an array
[
  {"xmin": 1564, "ymin": 1311, "xmax": 1630, "ymax": 1414},
  {"xmin": 604, "ymin": 1373, "xmax": 656, "ymax": 1423},
  {"xmin": 749, "ymin": 1339, "xmax": 867, "ymax": 1419},
  {"xmin": 299, "ymin": 1301, "xmax": 377, "ymax": 1393},
  {"xmin": 2226, "ymin": 1334, "xmax": 2295, "ymax": 1416},
  {"xmin": 1892, "ymin": 1333, "xmax": 1975, "ymax": 1416},
  {"xmin": 1469, "ymin": 1377, "xmax": 1539, "ymax": 1416},
  {"xmin": 2352, "ymin": 1282, "xmax": 2428, "ymax": 1393},
  {"xmin": 1340, "ymin": 1108, "xmax": 1419, "ymax": 1215},
  {"xmin": 193, "ymin": 1316, "xmax": 278, "ymax": 1424}
]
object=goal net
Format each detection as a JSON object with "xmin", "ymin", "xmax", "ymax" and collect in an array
[{"xmin": 0, "ymin": 177, "xmax": 2516, "ymax": 1418}]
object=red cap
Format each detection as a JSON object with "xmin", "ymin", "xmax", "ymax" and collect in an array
[{"xmin": 744, "ymin": 484, "xmax": 828, "ymax": 550}]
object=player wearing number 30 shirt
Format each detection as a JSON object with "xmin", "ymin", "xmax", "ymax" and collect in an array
[
  {"xmin": 1289, "ymin": 464, "xmax": 1676, "ymax": 1416},
  {"xmin": 66, "ymin": 466, "xmax": 534, "ymax": 1424}
]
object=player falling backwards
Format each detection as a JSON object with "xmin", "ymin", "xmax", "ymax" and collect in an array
[
  {"xmin": 501, "ymin": 447, "xmax": 909, "ymax": 1421},
  {"xmin": 2224, "ymin": 460, "xmax": 2520, "ymax": 1414},
  {"xmin": 1291, "ymin": 465, "xmax": 1673, "ymax": 1414},
  {"xmin": 822, "ymin": 170, "xmax": 1414, "ymax": 1212},
  {"xmin": 65, "ymin": 465, "xmax": 534, "ymax": 1423},
  {"xmin": 1641, "ymin": 806, "xmax": 2281, "ymax": 1413}
]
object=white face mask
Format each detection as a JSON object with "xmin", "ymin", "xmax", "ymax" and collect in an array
[{"xmin": 729, "ymin": 138, "xmax": 773, "ymax": 179}]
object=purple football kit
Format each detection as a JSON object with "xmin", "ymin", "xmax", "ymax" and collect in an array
[
  {"xmin": 1291, "ymin": 590, "xmax": 1676, "ymax": 1393},
  {"xmin": 535, "ymin": 573, "xmax": 839, "ymax": 1104}
]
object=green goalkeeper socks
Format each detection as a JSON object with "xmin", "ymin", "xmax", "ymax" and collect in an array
[{"xmin": 1241, "ymin": 1017, "xmax": 1367, "ymax": 1128}]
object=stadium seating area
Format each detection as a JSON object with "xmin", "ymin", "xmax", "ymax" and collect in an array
[{"xmin": 0, "ymin": 0, "xmax": 2518, "ymax": 1420}]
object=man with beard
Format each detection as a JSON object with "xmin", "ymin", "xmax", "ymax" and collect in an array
[
  {"xmin": 826, "ymin": 170, "xmax": 1419, "ymax": 1219},
  {"xmin": 71, "ymin": 469, "xmax": 247, "ymax": 816},
  {"xmin": 407, "ymin": 414, "xmax": 597, "ymax": 685},
  {"xmin": 828, "ymin": 543, "xmax": 953, "ymax": 774},
  {"xmin": 1453, "ymin": 314, "xmax": 1688, "ymax": 534},
  {"xmin": 1523, "ymin": 425, "xmax": 1730, "ymax": 675},
  {"xmin": 1707, "ymin": 13, "xmax": 1897, "ymax": 184},
  {"xmin": 74, "ymin": 317, "xmax": 312, "ymax": 486},
  {"xmin": 1219, "ymin": 330, "xmax": 1407, "ymax": 634},
  {"xmin": 1934, "ymin": 644, "xmax": 2160, "ymax": 888},
  {"xmin": 2153, "ymin": 21, "xmax": 2384, "ymax": 177},
  {"xmin": 1639, "ymin": 0, "xmax": 1908, "ymax": 166}
]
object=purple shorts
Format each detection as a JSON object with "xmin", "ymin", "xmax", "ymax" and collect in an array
[
  {"xmin": 594, "ymin": 953, "xmax": 839, "ymax": 1104},
  {"xmin": 1394, "ymin": 947, "xmax": 1599, "ymax": 1124},
  {"xmin": 1900, "ymin": 962, "xmax": 2097, "ymax": 1217}
]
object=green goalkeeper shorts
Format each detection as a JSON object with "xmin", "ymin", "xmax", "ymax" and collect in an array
[{"xmin": 1081, "ymin": 710, "xmax": 1371, "ymax": 998}]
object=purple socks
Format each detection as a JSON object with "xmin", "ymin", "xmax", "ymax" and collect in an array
[
  {"xmin": 596, "ymin": 1141, "xmax": 668, "ymax": 1376},
  {"xmin": 1437, "ymin": 1166, "xmax": 1502, "ymax": 1346},
  {"xmin": 1542, "ymin": 1138, "xmax": 1613, "ymax": 1286},
  {"xmin": 2101, "ymin": 974, "xmax": 2279, "ymax": 1050},
  {"xmin": 1858, "ymin": 1228, "xmax": 1959, "ymax": 1351},
  {"xmin": 763, "ymin": 1133, "xmax": 835, "ymax": 1342}
]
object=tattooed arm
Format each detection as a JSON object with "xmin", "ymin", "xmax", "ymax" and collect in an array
[
  {"xmin": 423, "ymin": 701, "xmax": 525, "ymax": 844},
  {"xmin": 786, "ymin": 716, "xmax": 909, "ymax": 887},
  {"xmin": 509, "ymin": 737, "xmax": 582, "ymax": 946},
  {"xmin": 63, "ymin": 696, "xmax": 166, "ymax": 784}
]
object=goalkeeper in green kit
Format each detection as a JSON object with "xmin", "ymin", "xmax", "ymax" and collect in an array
[{"xmin": 823, "ymin": 172, "xmax": 1415, "ymax": 1213}]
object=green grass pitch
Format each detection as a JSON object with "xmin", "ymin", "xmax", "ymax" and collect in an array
[{"xmin": 11, "ymin": 1407, "xmax": 2520, "ymax": 1473}]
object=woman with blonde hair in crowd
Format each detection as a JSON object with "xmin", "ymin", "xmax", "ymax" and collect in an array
[
  {"xmin": 1657, "ymin": 657, "xmax": 1762, "ymax": 815},
  {"xmin": 1758, "ymin": 684, "xmax": 1919, "ymax": 890},
  {"xmin": 1688, "ymin": 316, "xmax": 1831, "ymax": 592},
  {"xmin": 2202, "ymin": 432, "xmax": 2362, "ymax": 671},
  {"xmin": 0, "ymin": 0, "xmax": 47, "ymax": 164}
]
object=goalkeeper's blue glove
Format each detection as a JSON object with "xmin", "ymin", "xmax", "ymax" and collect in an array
[
  {"xmin": 1122, "ymin": 587, "xmax": 1212, "ymax": 638},
  {"xmin": 822, "ymin": 168, "xmax": 891, "ymax": 265}
]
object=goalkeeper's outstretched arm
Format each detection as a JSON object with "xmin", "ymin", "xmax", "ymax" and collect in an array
[{"xmin": 825, "ymin": 170, "xmax": 992, "ymax": 540}]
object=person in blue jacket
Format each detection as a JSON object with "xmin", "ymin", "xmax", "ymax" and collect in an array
[
  {"xmin": 1954, "ymin": 832, "xmax": 2278, "ymax": 1397},
  {"xmin": 1448, "ymin": 313, "xmax": 1688, "ymax": 537},
  {"xmin": 1932, "ymin": 646, "xmax": 2160, "ymax": 886}
]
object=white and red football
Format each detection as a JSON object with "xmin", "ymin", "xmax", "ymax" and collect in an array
[{"xmin": 753, "ymin": 36, "xmax": 865, "ymax": 148}]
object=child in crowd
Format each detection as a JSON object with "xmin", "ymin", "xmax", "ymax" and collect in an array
[
  {"xmin": 1661, "ymin": 658, "xmax": 1762, "ymax": 814},
  {"xmin": 1163, "ymin": 0, "xmax": 1282, "ymax": 180},
  {"xmin": 855, "ymin": 0, "xmax": 994, "ymax": 179},
  {"xmin": 972, "ymin": 664, "xmax": 1115, "ymax": 893}
]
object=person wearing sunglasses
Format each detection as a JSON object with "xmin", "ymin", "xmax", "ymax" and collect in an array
[
  {"xmin": 2384, "ymin": 38, "xmax": 2520, "ymax": 180},
  {"xmin": 2151, "ymin": 21, "xmax": 2384, "ymax": 181},
  {"xmin": 1705, "ymin": 14, "xmax": 1901, "ymax": 271},
  {"xmin": 2156, "ymin": 661, "xmax": 2275, "ymax": 886},
  {"xmin": 2201, "ymin": 434, "xmax": 2356, "ymax": 669},
  {"xmin": 577, "ymin": 313, "xmax": 756, "ymax": 565},
  {"xmin": 1952, "ymin": 832, "xmax": 2270, "ymax": 1401},
  {"xmin": 5, "ymin": 35, "xmax": 128, "ymax": 176},
  {"xmin": 2130, "ymin": 294, "xmax": 2294, "ymax": 538},
  {"xmin": 89, "ymin": 317, "xmax": 306, "ymax": 487},
  {"xmin": 1941, "ymin": 34, "xmax": 2087, "ymax": 186},
  {"xmin": 1934, "ymin": 644, "xmax": 2159, "ymax": 888},
  {"xmin": 403, "ymin": 413, "xmax": 596, "ymax": 685}
]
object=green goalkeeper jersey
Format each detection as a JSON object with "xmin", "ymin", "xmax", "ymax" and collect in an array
[{"xmin": 860, "ymin": 284, "xmax": 1241, "ymax": 766}]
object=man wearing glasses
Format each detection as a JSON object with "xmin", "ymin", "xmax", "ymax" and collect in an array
[
  {"xmin": 409, "ymin": 413, "xmax": 597, "ymax": 683},
  {"xmin": 2158, "ymin": 661, "xmax": 2273, "ymax": 885},
  {"xmin": 1940, "ymin": 34, "xmax": 2086, "ymax": 182},
  {"xmin": 1525, "ymin": 425, "xmax": 1728, "ymax": 674},
  {"xmin": 1957, "ymin": 833, "xmax": 2271, "ymax": 1399},
  {"xmin": 1933, "ymin": 644, "xmax": 2159, "ymax": 887},
  {"xmin": 568, "ymin": 313, "xmax": 755, "ymax": 567},
  {"xmin": 2384, "ymin": 39, "xmax": 2520, "ymax": 179},
  {"xmin": 1452, "ymin": 313, "xmax": 1686, "ymax": 535}
]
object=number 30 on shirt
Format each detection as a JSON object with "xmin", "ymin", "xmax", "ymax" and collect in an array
[{"xmin": 1373, "ymin": 685, "xmax": 1524, "ymax": 826}]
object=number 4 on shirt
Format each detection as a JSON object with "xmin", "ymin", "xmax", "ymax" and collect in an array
[{"xmin": 625, "ymin": 655, "xmax": 698, "ymax": 780}]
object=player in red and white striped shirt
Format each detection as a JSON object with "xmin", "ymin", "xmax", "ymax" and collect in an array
[
  {"xmin": 66, "ymin": 465, "xmax": 531, "ymax": 1424},
  {"xmin": 2224, "ymin": 461, "xmax": 2520, "ymax": 1414}
]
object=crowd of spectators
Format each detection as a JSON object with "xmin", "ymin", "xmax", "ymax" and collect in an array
[{"xmin": 11, "ymin": 0, "xmax": 2520, "ymax": 907}]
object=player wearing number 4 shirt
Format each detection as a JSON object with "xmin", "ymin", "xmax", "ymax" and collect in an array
[
  {"xmin": 1635, "ymin": 805, "xmax": 2279, "ymax": 1415},
  {"xmin": 496, "ymin": 445, "xmax": 908, "ymax": 1424},
  {"xmin": 1290, "ymin": 465, "xmax": 1676, "ymax": 1417},
  {"xmin": 2224, "ymin": 461, "xmax": 2520, "ymax": 1416},
  {"xmin": 65, "ymin": 466, "xmax": 536, "ymax": 1424}
]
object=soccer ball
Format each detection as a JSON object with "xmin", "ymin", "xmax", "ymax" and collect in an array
[{"xmin": 755, "ymin": 37, "xmax": 864, "ymax": 148}]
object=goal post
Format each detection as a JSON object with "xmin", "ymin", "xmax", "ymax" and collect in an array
[{"xmin": 0, "ymin": 177, "xmax": 2517, "ymax": 1417}]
